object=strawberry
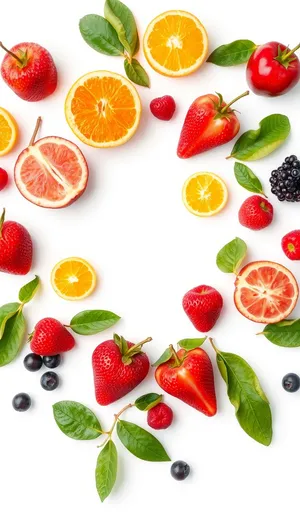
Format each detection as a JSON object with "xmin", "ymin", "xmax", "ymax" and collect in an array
[
  {"xmin": 155, "ymin": 345, "xmax": 217, "ymax": 416},
  {"xmin": 281, "ymin": 230, "xmax": 300, "ymax": 260},
  {"xmin": 0, "ymin": 168, "xmax": 8, "ymax": 190},
  {"xmin": 30, "ymin": 318, "xmax": 75, "ymax": 356},
  {"xmin": 182, "ymin": 285, "xmax": 223, "ymax": 332},
  {"xmin": 150, "ymin": 95, "xmax": 176, "ymax": 120},
  {"xmin": 0, "ymin": 209, "xmax": 32, "ymax": 275},
  {"xmin": 0, "ymin": 41, "xmax": 57, "ymax": 101},
  {"xmin": 147, "ymin": 402, "xmax": 173, "ymax": 430},
  {"xmin": 92, "ymin": 335, "xmax": 151, "ymax": 405},
  {"xmin": 238, "ymin": 195, "xmax": 273, "ymax": 230},
  {"xmin": 177, "ymin": 90, "xmax": 249, "ymax": 158}
]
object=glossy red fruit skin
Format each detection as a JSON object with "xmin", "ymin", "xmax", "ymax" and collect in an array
[
  {"xmin": 238, "ymin": 195, "xmax": 273, "ymax": 231},
  {"xmin": 247, "ymin": 42, "xmax": 300, "ymax": 97},
  {"xmin": 282, "ymin": 230, "xmax": 300, "ymax": 260},
  {"xmin": 150, "ymin": 95, "xmax": 176, "ymax": 120},
  {"xmin": 0, "ymin": 169, "xmax": 8, "ymax": 190},
  {"xmin": 30, "ymin": 318, "xmax": 75, "ymax": 356},
  {"xmin": 0, "ymin": 220, "xmax": 32, "ymax": 275},
  {"xmin": 147, "ymin": 403, "xmax": 173, "ymax": 430},
  {"xmin": 92, "ymin": 340, "xmax": 150, "ymax": 406},
  {"xmin": 182, "ymin": 285, "xmax": 223, "ymax": 332},
  {"xmin": 155, "ymin": 348, "xmax": 217, "ymax": 416},
  {"xmin": 177, "ymin": 94, "xmax": 240, "ymax": 158},
  {"xmin": 1, "ymin": 42, "xmax": 57, "ymax": 101}
]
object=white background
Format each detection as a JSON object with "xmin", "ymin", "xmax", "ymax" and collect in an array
[{"xmin": 1, "ymin": 0, "xmax": 300, "ymax": 523}]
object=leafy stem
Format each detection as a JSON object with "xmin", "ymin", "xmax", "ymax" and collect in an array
[
  {"xmin": 220, "ymin": 90, "xmax": 249, "ymax": 114},
  {"xmin": 99, "ymin": 403, "xmax": 134, "ymax": 448}
]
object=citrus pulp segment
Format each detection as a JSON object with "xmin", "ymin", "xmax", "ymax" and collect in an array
[
  {"xmin": 182, "ymin": 172, "xmax": 228, "ymax": 216},
  {"xmin": 51, "ymin": 257, "xmax": 97, "ymax": 301},
  {"xmin": 0, "ymin": 107, "xmax": 18, "ymax": 156}
]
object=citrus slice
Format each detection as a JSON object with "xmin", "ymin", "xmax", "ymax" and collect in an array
[
  {"xmin": 234, "ymin": 261, "xmax": 299, "ymax": 324},
  {"xmin": 65, "ymin": 71, "xmax": 141, "ymax": 148},
  {"xmin": 143, "ymin": 10, "xmax": 208, "ymax": 77},
  {"xmin": 51, "ymin": 257, "xmax": 97, "ymax": 301},
  {"xmin": 0, "ymin": 107, "xmax": 18, "ymax": 156},
  {"xmin": 182, "ymin": 172, "xmax": 228, "ymax": 217}
]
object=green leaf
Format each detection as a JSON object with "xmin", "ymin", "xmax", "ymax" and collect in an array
[
  {"xmin": 178, "ymin": 337, "xmax": 207, "ymax": 350},
  {"xmin": 70, "ymin": 310, "xmax": 120, "ymax": 335},
  {"xmin": 261, "ymin": 319, "xmax": 300, "ymax": 347},
  {"xmin": 207, "ymin": 40, "xmax": 257, "ymax": 66},
  {"xmin": 152, "ymin": 347, "xmax": 172, "ymax": 367},
  {"xmin": 234, "ymin": 162, "xmax": 266, "ymax": 196},
  {"xmin": 117, "ymin": 420, "xmax": 170, "ymax": 461},
  {"xmin": 95, "ymin": 440, "xmax": 118, "ymax": 502},
  {"xmin": 215, "ymin": 345, "xmax": 272, "ymax": 446},
  {"xmin": 104, "ymin": 0, "xmax": 138, "ymax": 56},
  {"xmin": 124, "ymin": 58, "xmax": 150, "ymax": 87},
  {"xmin": 113, "ymin": 333, "xmax": 128, "ymax": 355},
  {"xmin": 0, "ymin": 311, "xmax": 26, "ymax": 367},
  {"xmin": 53, "ymin": 401, "xmax": 102, "ymax": 440},
  {"xmin": 135, "ymin": 393, "xmax": 163, "ymax": 411},
  {"xmin": 216, "ymin": 237, "xmax": 247, "ymax": 274},
  {"xmin": 79, "ymin": 14, "xmax": 124, "ymax": 56},
  {"xmin": 229, "ymin": 114, "xmax": 291, "ymax": 161},
  {"xmin": 18, "ymin": 275, "xmax": 40, "ymax": 304},
  {"xmin": 0, "ymin": 303, "xmax": 20, "ymax": 339}
]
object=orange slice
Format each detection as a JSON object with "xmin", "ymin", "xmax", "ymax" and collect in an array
[
  {"xmin": 182, "ymin": 172, "xmax": 228, "ymax": 217},
  {"xmin": 143, "ymin": 10, "xmax": 208, "ymax": 77},
  {"xmin": 0, "ymin": 107, "xmax": 18, "ymax": 156},
  {"xmin": 51, "ymin": 257, "xmax": 97, "ymax": 301},
  {"xmin": 65, "ymin": 71, "xmax": 141, "ymax": 148},
  {"xmin": 234, "ymin": 261, "xmax": 299, "ymax": 324}
]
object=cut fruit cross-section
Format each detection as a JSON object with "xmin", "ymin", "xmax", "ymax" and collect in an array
[
  {"xmin": 0, "ymin": 107, "xmax": 18, "ymax": 156},
  {"xmin": 51, "ymin": 257, "xmax": 96, "ymax": 301},
  {"xmin": 234, "ymin": 261, "xmax": 299, "ymax": 324},
  {"xmin": 182, "ymin": 172, "xmax": 228, "ymax": 217}
]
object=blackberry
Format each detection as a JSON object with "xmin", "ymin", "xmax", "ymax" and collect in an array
[{"xmin": 269, "ymin": 155, "xmax": 300, "ymax": 202}]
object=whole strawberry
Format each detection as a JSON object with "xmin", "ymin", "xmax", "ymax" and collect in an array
[
  {"xmin": 0, "ymin": 208, "xmax": 32, "ymax": 275},
  {"xmin": 147, "ymin": 402, "xmax": 173, "ymax": 430},
  {"xmin": 239, "ymin": 195, "xmax": 273, "ymax": 230},
  {"xmin": 92, "ymin": 334, "xmax": 151, "ymax": 405},
  {"xmin": 183, "ymin": 285, "xmax": 223, "ymax": 332},
  {"xmin": 30, "ymin": 318, "xmax": 75, "ymax": 356},
  {"xmin": 150, "ymin": 95, "xmax": 176, "ymax": 121},
  {"xmin": 0, "ymin": 41, "xmax": 57, "ymax": 101},
  {"xmin": 282, "ymin": 230, "xmax": 300, "ymax": 260}
]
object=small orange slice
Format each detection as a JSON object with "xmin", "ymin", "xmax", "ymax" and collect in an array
[
  {"xmin": 65, "ymin": 71, "xmax": 141, "ymax": 148},
  {"xmin": 182, "ymin": 172, "xmax": 228, "ymax": 217},
  {"xmin": 0, "ymin": 107, "xmax": 18, "ymax": 156},
  {"xmin": 143, "ymin": 10, "xmax": 208, "ymax": 77},
  {"xmin": 51, "ymin": 257, "xmax": 97, "ymax": 301}
]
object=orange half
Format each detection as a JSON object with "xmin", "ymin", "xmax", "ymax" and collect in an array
[
  {"xmin": 51, "ymin": 257, "xmax": 97, "ymax": 301},
  {"xmin": 182, "ymin": 172, "xmax": 228, "ymax": 217},
  {"xmin": 0, "ymin": 107, "xmax": 18, "ymax": 156},
  {"xmin": 65, "ymin": 71, "xmax": 141, "ymax": 148},
  {"xmin": 143, "ymin": 10, "xmax": 208, "ymax": 77}
]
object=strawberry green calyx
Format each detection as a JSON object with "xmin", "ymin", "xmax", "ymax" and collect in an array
[
  {"xmin": 0, "ymin": 41, "xmax": 28, "ymax": 67},
  {"xmin": 168, "ymin": 344, "xmax": 181, "ymax": 367},
  {"xmin": 219, "ymin": 90, "xmax": 249, "ymax": 116},
  {"xmin": 0, "ymin": 208, "xmax": 5, "ymax": 238},
  {"xmin": 275, "ymin": 43, "xmax": 300, "ymax": 68},
  {"xmin": 113, "ymin": 334, "xmax": 152, "ymax": 365}
]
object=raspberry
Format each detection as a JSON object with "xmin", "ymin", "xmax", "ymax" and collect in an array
[
  {"xmin": 147, "ymin": 402, "xmax": 173, "ymax": 430},
  {"xmin": 150, "ymin": 96, "xmax": 176, "ymax": 121}
]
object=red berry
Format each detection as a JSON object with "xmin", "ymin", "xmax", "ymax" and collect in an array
[
  {"xmin": 150, "ymin": 95, "xmax": 176, "ymax": 121},
  {"xmin": 182, "ymin": 285, "xmax": 223, "ymax": 332},
  {"xmin": 30, "ymin": 318, "xmax": 75, "ymax": 356},
  {"xmin": 282, "ymin": 230, "xmax": 300, "ymax": 260},
  {"xmin": 147, "ymin": 402, "xmax": 173, "ymax": 430},
  {"xmin": 0, "ymin": 168, "xmax": 8, "ymax": 190},
  {"xmin": 238, "ymin": 195, "xmax": 273, "ymax": 230},
  {"xmin": 0, "ymin": 208, "xmax": 32, "ymax": 275}
]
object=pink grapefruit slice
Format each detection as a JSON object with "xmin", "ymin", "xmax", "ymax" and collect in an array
[{"xmin": 14, "ymin": 118, "xmax": 88, "ymax": 208}]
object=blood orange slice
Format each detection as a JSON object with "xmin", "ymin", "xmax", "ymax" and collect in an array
[
  {"xmin": 234, "ymin": 261, "xmax": 299, "ymax": 324},
  {"xmin": 14, "ymin": 119, "xmax": 88, "ymax": 208}
]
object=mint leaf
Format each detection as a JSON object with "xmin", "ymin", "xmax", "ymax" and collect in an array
[
  {"xmin": 0, "ymin": 303, "xmax": 20, "ymax": 339},
  {"xmin": 261, "ymin": 319, "xmax": 300, "ymax": 347},
  {"xmin": 216, "ymin": 237, "xmax": 247, "ymax": 274},
  {"xmin": 53, "ymin": 401, "xmax": 102, "ymax": 440},
  {"xmin": 19, "ymin": 275, "xmax": 40, "ymax": 304},
  {"xmin": 79, "ymin": 14, "xmax": 124, "ymax": 56},
  {"xmin": 70, "ymin": 310, "xmax": 120, "ymax": 335},
  {"xmin": 95, "ymin": 440, "xmax": 118, "ymax": 502},
  {"xmin": 124, "ymin": 58, "xmax": 150, "ymax": 87},
  {"xmin": 117, "ymin": 420, "xmax": 170, "ymax": 461},
  {"xmin": 234, "ymin": 162, "xmax": 266, "ymax": 196},
  {"xmin": 135, "ymin": 393, "xmax": 162, "ymax": 411},
  {"xmin": 0, "ymin": 311, "xmax": 26, "ymax": 367},
  {"xmin": 104, "ymin": 0, "xmax": 138, "ymax": 56},
  {"xmin": 207, "ymin": 40, "xmax": 257, "ymax": 66},
  {"xmin": 229, "ymin": 114, "xmax": 291, "ymax": 161},
  {"xmin": 152, "ymin": 347, "xmax": 172, "ymax": 367},
  {"xmin": 178, "ymin": 337, "xmax": 207, "ymax": 350}
]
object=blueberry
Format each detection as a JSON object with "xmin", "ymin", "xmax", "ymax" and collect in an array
[
  {"xmin": 40, "ymin": 371, "xmax": 59, "ymax": 391},
  {"xmin": 23, "ymin": 353, "xmax": 43, "ymax": 372},
  {"xmin": 12, "ymin": 393, "xmax": 31, "ymax": 411},
  {"xmin": 43, "ymin": 354, "xmax": 61, "ymax": 369},
  {"xmin": 171, "ymin": 461, "xmax": 190, "ymax": 481},
  {"xmin": 282, "ymin": 373, "xmax": 300, "ymax": 392}
]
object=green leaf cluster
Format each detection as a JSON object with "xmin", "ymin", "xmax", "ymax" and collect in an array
[{"xmin": 79, "ymin": 0, "xmax": 149, "ymax": 87}]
